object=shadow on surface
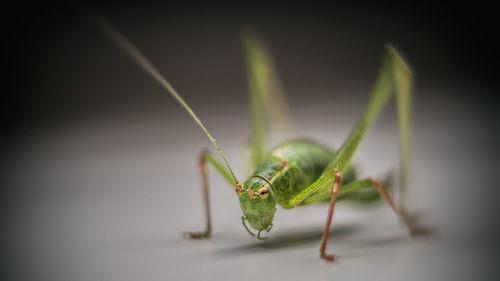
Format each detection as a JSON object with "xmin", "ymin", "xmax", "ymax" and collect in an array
[
  {"xmin": 336, "ymin": 235, "xmax": 411, "ymax": 258},
  {"xmin": 214, "ymin": 223, "xmax": 360, "ymax": 256}
]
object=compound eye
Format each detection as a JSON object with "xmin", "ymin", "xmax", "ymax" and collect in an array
[
  {"xmin": 258, "ymin": 187, "xmax": 269, "ymax": 199},
  {"xmin": 235, "ymin": 184, "xmax": 244, "ymax": 196}
]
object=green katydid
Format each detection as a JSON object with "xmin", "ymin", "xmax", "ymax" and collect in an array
[{"xmin": 99, "ymin": 21, "xmax": 422, "ymax": 262}]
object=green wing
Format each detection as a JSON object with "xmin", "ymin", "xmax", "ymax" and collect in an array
[
  {"xmin": 289, "ymin": 45, "xmax": 412, "ymax": 207},
  {"xmin": 244, "ymin": 35, "xmax": 295, "ymax": 172}
]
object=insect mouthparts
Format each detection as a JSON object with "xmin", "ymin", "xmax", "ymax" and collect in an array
[{"xmin": 241, "ymin": 216, "xmax": 255, "ymax": 237}]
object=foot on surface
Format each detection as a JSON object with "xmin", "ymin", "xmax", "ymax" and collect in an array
[
  {"xmin": 183, "ymin": 231, "xmax": 211, "ymax": 239},
  {"xmin": 321, "ymin": 254, "xmax": 336, "ymax": 262},
  {"xmin": 403, "ymin": 211, "xmax": 436, "ymax": 238}
]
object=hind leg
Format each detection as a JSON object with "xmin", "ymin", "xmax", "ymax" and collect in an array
[{"xmin": 301, "ymin": 176, "xmax": 415, "ymax": 233}]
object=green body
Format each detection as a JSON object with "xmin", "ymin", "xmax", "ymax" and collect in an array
[
  {"xmin": 240, "ymin": 140, "xmax": 360, "ymax": 231},
  {"xmin": 238, "ymin": 40, "xmax": 411, "ymax": 235}
]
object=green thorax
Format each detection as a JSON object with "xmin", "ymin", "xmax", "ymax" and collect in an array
[{"xmin": 247, "ymin": 139, "xmax": 335, "ymax": 208}]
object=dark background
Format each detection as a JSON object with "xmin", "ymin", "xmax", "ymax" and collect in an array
[{"xmin": 4, "ymin": 1, "xmax": 499, "ymax": 138}]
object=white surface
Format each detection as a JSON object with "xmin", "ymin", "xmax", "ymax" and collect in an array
[{"xmin": 6, "ymin": 93, "xmax": 498, "ymax": 281}]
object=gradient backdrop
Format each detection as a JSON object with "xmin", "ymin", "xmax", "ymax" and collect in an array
[{"xmin": 4, "ymin": 2, "xmax": 499, "ymax": 281}]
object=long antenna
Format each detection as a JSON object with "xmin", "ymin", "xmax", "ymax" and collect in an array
[{"xmin": 97, "ymin": 19, "xmax": 239, "ymax": 185}]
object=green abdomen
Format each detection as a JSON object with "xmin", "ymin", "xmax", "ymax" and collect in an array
[{"xmin": 251, "ymin": 140, "xmax": 336, "ymax": 208}]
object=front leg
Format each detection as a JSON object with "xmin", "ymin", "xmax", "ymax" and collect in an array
[
  {"xmin": 182, "ymin": 150, "xmax": 239, "ymax": 239},
  {"xmin": 183, "ymin": 151, "xmax": 212, "ymax": 239},
  {"xmin": 319, "ymin": 169, "xmax": 342, "ymax": 262},
  {"xmin": 285, "ymin": 169, "xmax": 343, "ymax": 261}
]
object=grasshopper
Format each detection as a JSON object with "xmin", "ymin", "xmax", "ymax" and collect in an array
[{"xmin": 100, "ymin": 20, "xmax": 422, "ymax": 262}]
